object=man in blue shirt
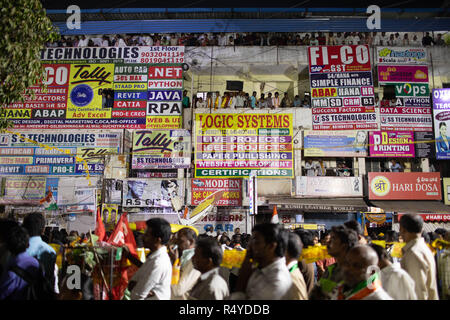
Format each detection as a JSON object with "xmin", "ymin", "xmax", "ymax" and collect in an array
[
  {"xmin": 250, "ymin": 91, "xmax": 257, "ymax": 109},
  {"xmin": 390, "ymin": 159, "xmax": 403, "ymax": 172},
  {"xmin": 22, "ymin": 213, "xmax": 57, "ymax": 292}
]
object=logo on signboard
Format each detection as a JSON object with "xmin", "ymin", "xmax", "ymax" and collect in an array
[
  {"xmin": 193, "ymin": 179, "xmax": 205, "ymax": 187},
  {"xmin": 370, "ymin": 176, "xmax": 391, "ymax": 197},
  {"xmin": 70, "ymin": 84, "xmax": 94, "ymax": 107}
]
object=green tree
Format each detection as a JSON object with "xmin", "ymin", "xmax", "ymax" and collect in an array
[{"xmin": 0, "ymin": 0, "xmax": 59, "ymax": 129}]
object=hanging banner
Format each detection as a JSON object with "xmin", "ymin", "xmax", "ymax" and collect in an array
[
  {"xmin": 122, "ymin": 179, "xmax": 184, "ymax": 208},
  {"xmin": 308, "ymin": 45, "xmax": 376, "ymax": 131},
  {"xmin": 304, "ymin": 130, "xmax": 368, "ymax": 157},
  {"xmin": 191, "ymin": 178, "xmax": 242, "ymax": 206},
  {"xmin": 131, "ymin": 129, "xmax": 191, "ymax": 169},
  {"xmin": 369, "ymin": 131, "xmax": 415, "ymax": 158},
  {"xmin": 295, "ymin": 176, "xmax": 362, "ymax": 197},
  {"xmin": 248, "ymin": 170, "xmax": 258, "ymax": 216},
  {"xmin": 0, "ymin": 131, "xmax": 121, "ymax": 175},
  {"xmin": 377, "ymin": 65, "xmax": 429, "ymax": 84},
  {"xmin": 194, "ymin": 113, "xmax": 294, "ymax": 178},
  {"xmin": 376, "ymin": 47, "xmax": 428, "ymax": 65},
  {"xmin": 368, "ymin": 172, "xmax": 441, "ymax": 200},
  {"xmin": 432, "ymin": 88, "xmax": 450, "ymax": 160}
]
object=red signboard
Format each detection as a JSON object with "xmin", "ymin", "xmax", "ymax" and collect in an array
[
  {"xmin": 398, "ymin": 213, "xmax": 450, "ymax": 222},
  {"xmin": 368, "ymin": 172, "xmax": 441, "ymax": 200},
  {"xmin": 191, "ymin": 178, "xmax": 242, "ymax": 206},
  {"xmin": 308, "ymin": 45, "xmax": 371, "ymax": 73}
]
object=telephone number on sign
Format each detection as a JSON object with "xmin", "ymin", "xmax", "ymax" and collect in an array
[
  {"xmin": 140, "ymin": 58, "xmax": 185, "ymax": 63},
  {"xmin": 140, "ymin": 52, "xmax": 184, "ymax": 57}
]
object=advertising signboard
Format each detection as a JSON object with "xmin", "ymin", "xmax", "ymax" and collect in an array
[
  {"xmin": 369, "ymin": 131, "xmax": 415, "ymax": 158},
  {"xmin": 295, "ymin": 176, "xmax": 363, "ymax": 197},
  {"xmin": 376, "ymin": 47, "xmax": 428, "ymax": 65},
  {"xmin": 131, "ymin": 129, "xmax": 191, "ymax": 169},
  {"xmin": 191, "ymin": 178, "xmax": 242, "ymax": 206},
  {"xmin": 432, "ymin": 89, "xmax": 450, "ymax": 160},
  {"xmin": 0, "ymin": 131, "xmax": 121, "ymax": 175},
  {"xmin": 4, "ymin": 46, "xmax": 184, "ymax": 130},
  {"xmin": 304, "ymin": 130, "xmax": 368, "ymax": 157},
  {"xmin": 308, "ymin": 45, "xmax": 376, "ymax": 131},
  {"xmin": 122, "ymin": 179, "xmax": 184, "ymax": 207},
  {"xmin": 368, "ymin": 172, "xmax": 441, "ymax": 200},
  {"xmin": 194, "ymin": 113, "xmax": 294, "ymax": 178}
]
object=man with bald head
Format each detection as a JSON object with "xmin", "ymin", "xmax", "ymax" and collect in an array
[{"xmin": 338, "ymin": 245, "xmax": 392, "ymax": 300}]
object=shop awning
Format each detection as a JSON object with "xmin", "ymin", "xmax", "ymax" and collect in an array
[
  {"xmin": 370, "ymin": 201, "xmax": 450, "ymax": 215},
  {"xmin": 393, "ymin": 222, "xmax": 448, "ymax": 233},
  {"xmin": 267, "ymin": 197, "xmax": 369, "ymax": 213}
]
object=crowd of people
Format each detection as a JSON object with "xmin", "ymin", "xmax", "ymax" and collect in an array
[
  {"xmin": 45, "ymin": 31, "xmax": 448, "ymax": 48},
  {"xmin": 184, "ymin": 90, "xmax": 312, "ymax": 109},
  {"xmin": 0, "ymin": 211, "xmax": 449, "ymax": 300}
]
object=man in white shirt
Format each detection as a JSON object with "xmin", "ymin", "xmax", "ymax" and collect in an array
[
  {"xmin": 230, "ymin": 223, "xmax": 293, "ymax": 300},
  {"xmin": 235, "ymin": 91, "xmax": 244, "ymax": 108},
  {"xmin": 400, "ymin": 214, "xmax": 439, "ymax": 300},
  {"xmin": 170, "ymin": 34, "xmax": 178, "ymax": 46},
  {"xmin": 379, "ymin": 32, "xmax": 389, "ymax": 46},
  {"xmin": 272, "ymin": 92, "xmax": 281, "ymax": 108},
  {"xmin": 169, "ymin": 228, "xmax": 201, "ymax": 300},
  {"xmin": 101, "ymin": 36, "xmax": 110, "ymax": 47},
  {"xmin": 369, "ymin": 243, "xmax": 417, "ymax": 300},
  {"xmin": 338, "ymin": 245, "xmax": 393, "ymax": 300},
  {"xmin": 189, "ymin": 237, "xmax": 230, "ymax": 300},
  {"xmin": 92, "ymin": 35, "xmax": 103, "ymax": 47},
  {"xmin": 77, "ymin": 35, "xmax": 89, "ymax": 47},
  {"xmin": 335, "ymin": 32, "xmax": 345, "ymax": 45},
  {"xmin": 196, "ymin": 97, "xmax": 207, "ymax": 109},
  {"xmin": 114, "ymin": 35, "xmax": 127, "ymax": 47},
  {"xmin": 128, "ymin": 218, "xmax": 173, "ymax": 300}
]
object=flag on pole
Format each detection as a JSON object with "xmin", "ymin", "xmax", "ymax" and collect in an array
[
  {"xmin": 107, "ymin": 212, "xmax": 137, "ymax": 258},
  {"xmin": 271, "ymin": 205, "xmax": 279, "ymax": 224},
  {"xmin": 95, "ymin": 207, "xmax": 106, "ymax": 242}
]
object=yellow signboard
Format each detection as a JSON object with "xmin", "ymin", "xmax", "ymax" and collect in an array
[{"xmin": 66, "ymin": 64, "xmax": 114, "ymax": 119}]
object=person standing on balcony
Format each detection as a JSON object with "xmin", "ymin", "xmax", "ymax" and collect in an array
[{"xmin": 273, "ymin": 92, "xmax": 281, "ymax": 108}]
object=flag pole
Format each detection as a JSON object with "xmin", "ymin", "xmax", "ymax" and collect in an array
[{"xmin": 89, "ymin": 229, "xmax": 111, "ymax": 299}]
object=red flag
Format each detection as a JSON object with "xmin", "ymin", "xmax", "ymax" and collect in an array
[
  {"xmin": 95, "ymin": 207, "xmax": 106, "ymax": 241},
  {"xmin": 106, "ymin": 212, "xmax": 139, "ymax": 300},
  {"xmin": 107, "ymin": 212, "xmax": 138, "ymax": 258}
]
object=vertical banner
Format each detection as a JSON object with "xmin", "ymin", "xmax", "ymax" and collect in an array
[
  {"xmin": 308, "ymin": 45, "xmax": 377, "ymax": 130},
  {"xmin": 146, "ymin": 65, "xmax": 183, "ymax": 129},
  {"xmin": 432, "ymin": 89, "xmax": 450, "ymax": 160},
  {"xmin": 248, "ymin": 170, "xmax": 258, "ymax": 216}
]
